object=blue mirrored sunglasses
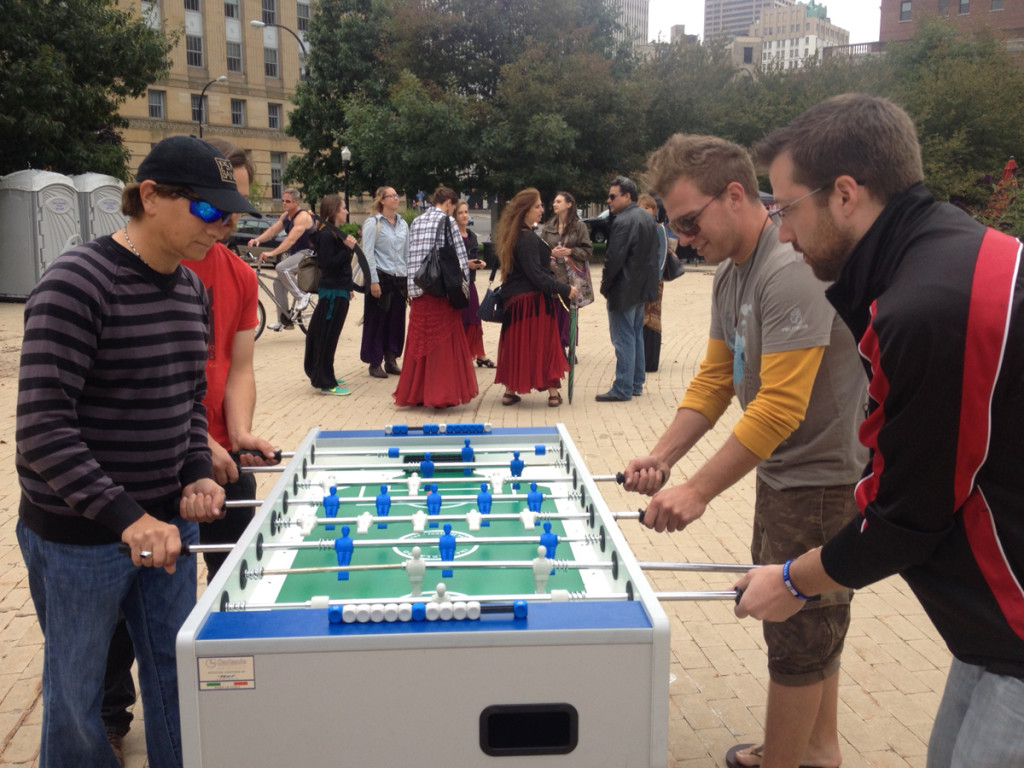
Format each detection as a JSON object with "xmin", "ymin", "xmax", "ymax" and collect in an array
[{"xmin": 179, "ymin": 193, "xmax": 233, "ymax": 225}]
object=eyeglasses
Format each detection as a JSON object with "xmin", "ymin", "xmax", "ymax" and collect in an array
[
  {"xmin": 607, "ymin": 192, "xmax": 620, "ymax": 201},
  {"xmin": 669, "ymin": 186, "xmax": 728, "ymax": 238},
  {"xmin": 768, "ymin": 185, "xmax": 827, "ymax": 224},
  {"xmin": 384, "ymin": 193, "xmax": 399, "ymax": 199},
  {"xmin": 178, "ymin": 193, "xmax": 233, "ymax": 226}
]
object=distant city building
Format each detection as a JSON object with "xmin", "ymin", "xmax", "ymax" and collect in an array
[
  {"xmin": 669, "ymin": 24, "xmax": 700, "ymax": 44},
  {"xmin": 608, "ymin": 0, "xmax": 651, "ymax": 45},
  {"xmin": 704, "ymin": 0, "xmax": 796, "ymax": 41},
  {"xmin": 751, "ymin": 1, "xmax": 850, "ymax": 68},
  {"xmin": 115, "ymin": 0, "xmax": 307, "ymax": 212},
  {"xmin": 880, "ymin": 0, "xmax": 1024, "ymax": 54}
]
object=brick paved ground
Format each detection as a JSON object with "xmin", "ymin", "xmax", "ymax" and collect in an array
[{"xmin": 0, "ymin": 266, "xmax": 948, "ymax": 767}]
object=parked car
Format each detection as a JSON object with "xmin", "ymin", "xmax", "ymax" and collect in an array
[
  {"xmin": 226, "ymin": 215, "xmax": 285, "ymax": 261},
  {"xmin": 583, "ymin": 209, "xmax": 611, "ymax": 244}
]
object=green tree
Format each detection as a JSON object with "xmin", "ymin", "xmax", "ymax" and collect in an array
[
  {"xmin": 879, "ymin": 17, "xmax": 1024, "ymax": 205},
  {"xmin": 0, "ymin": 0, "xmax": 175, "ymax": 177},
  {"xmin": 284, "ymin": 0, "xmax": 391, "ymax": 201}
]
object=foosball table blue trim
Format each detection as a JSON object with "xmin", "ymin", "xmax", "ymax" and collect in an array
[{"xmin": 196, "ymin": 600, "xmax": 652, "ymax": 641}]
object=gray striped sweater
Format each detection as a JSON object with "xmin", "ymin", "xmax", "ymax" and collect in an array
[{"xmin": 16, "ymin": 236, "xmax": 213, "ymax": 545}]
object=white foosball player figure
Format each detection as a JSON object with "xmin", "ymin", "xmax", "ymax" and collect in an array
[
  {"xmin": 404, "ymin": 546, "xmax": 426, "ymax": 596},
  {"xmin": 532, "ymin": 546, "xmax": 553, "ymax": 594}
]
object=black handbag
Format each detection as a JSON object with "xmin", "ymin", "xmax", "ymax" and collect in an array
[
  {"xmin": 477, "ymin": 266, "xmax": 505, "ymax": 323},
  {"xmin": 663, "ymin": 249, "xmax": 686, "ymax": 281},
  {"xmin": 414, "ymin": 216, "xmax": 470, "ymax": 309}
]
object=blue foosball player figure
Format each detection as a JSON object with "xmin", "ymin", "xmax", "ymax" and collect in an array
[
  {"xmin": 375, "ymin": 484, "xmax": 391, "ymax": 529},
  {"xmin": 420, "ymin": 452, "xmax": 435, "ymax": 478},
  {"xmin": 426, "ymin": 484, "xmax": 442, "ymax": 528},
  {"xmin": 527, "ymin": 482, "xmax": 543, "ymax": 513},
  {"xmin": 510, "ymin": 451, "xmax": 524, "ymax": 490},
  {"xmin": 439, "ymin": 523, "xmax": 456, "ymax": 578},
  {"xmin": 540, "ymin": 521, "xmax": 559, "ymax": 574},
  {"xmin": 323, "ymin": 485, "xmax": 340, "ymax": 531},
  {"xmin": 334, "ymin": 526, "xmax": 354, "ymax": 580},
  {"xmin": 476, "ymin": 482, "xmax": 492, "ymax": 527},
  {"xmin": 461, "ymin": 439, "xmax": 474, "ymax": 475}
]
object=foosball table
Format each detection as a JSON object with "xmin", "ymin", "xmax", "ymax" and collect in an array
[{"xmin": 177, "ymin": 424, "xmax": 733, "ymax": 767}]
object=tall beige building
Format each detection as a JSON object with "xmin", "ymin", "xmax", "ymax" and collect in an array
[
  {"xmin": 751, "ymin": 1, "xmax": 849, "ymax": 68},
  {"xmin": 609, "ymin": 0, "xmax": 651, "ymax": 45},
  {"xmin": 704, "ymin": 0, "xmax": 795, "ymax": 41},
  {"xmin": 117, "ymin": 0, "xmax": 307, "ymax": 210}
]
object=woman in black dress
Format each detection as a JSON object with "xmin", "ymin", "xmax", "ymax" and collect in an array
[{"xmin": 304, "ymin": 194, "xmax": 358, "ymax": 395}]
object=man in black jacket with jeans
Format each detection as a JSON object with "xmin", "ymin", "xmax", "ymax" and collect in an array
[{"xmin": 597, "ymin": 175, "xmax": 660, "ymax": 402}]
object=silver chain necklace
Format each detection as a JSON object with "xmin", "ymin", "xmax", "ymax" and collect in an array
[{"xmin": 122, "ymin": 224, "xmax": 143, "ymax": 261}]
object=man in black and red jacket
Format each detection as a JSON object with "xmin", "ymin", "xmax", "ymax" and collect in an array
[{"xmin": 740, "ymin": 93, "xmax": 1024, "ymax": 767}]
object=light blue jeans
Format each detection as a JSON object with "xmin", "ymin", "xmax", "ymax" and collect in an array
[
  {"xmin": 927, "ymin": 657, "xmax": 1024, "ymax": 767},
  {"xmin": 18, "ymin": 518, "xmax": 197, "ymax": 768},
  {"xmin": 606, "ymin": 302, "xmax": 646, "ymax": 399}
]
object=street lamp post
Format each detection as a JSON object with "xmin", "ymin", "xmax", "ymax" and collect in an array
[
  {"xmin": 250, "ymin": 19, "xmax": 308, "ymax": 80},
  {"xmin": 341, "ymin": 146, "xmax": 352, "ymax": 223},
  {"xmin": 198, "ymin": 75, "xmax": 228, "ymax": 138}
]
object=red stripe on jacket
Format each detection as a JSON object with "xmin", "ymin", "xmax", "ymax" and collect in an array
[
  {"xmin": 853, "ymin": 301, "xmax": 886, "ymax": 531},
  {"xmin": 959, "ymin": 229, "xmax": 1024, "ymax": 639}
]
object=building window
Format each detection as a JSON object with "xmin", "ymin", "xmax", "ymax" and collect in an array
[
  {"xmin": 899, "ymin": 1, "xmax": 912, "ymax": 21},
  {"xmin": 264, "ymin": 46, "xmax": 278, "ymax": 78},
  {"xmin": 184, "ymin": 0, "xmax": 200, "ymax": 10},
  {"xmin": 262, "ymin": 0, "xmax": 276, "ymax": 25},
  {"xmin": 297, "ymin": 1, "xmax": 310, "ymax": 31},
  {"xmin": 141, "ymin": 0, "xmax": 161, "ymax": 29},
  {"xmin": 224, "ymin": 0, "xmax": 238, "ymax": 17},
  {"xmin": 992, "ymin": 0, "xmax": 1003, "ymax": 8},
  {"xmin": 186, "ymin": 35, "xmax": 203, "ymax": 67},
  {"xmin": 959, "ymin": 0, "xmax": 969, "ymax": 11},
  {"xmin": 148, "ymin": 90, "xmax": 165, "ymax": 119},
  {"xmin": 230, "ymin": 99, "xmax": 246, "ymax": 127},
  {"xmin": 227, "ymin": 41, "xmax": 242, "ymax": 73},
  {"xmin": 270, "ymin": 152, "xmax": 285, "ymax": 199},
  {"xmin": 191, "ymin": 94, "xmax": 206, "ymax": 124},
  {"xmin": 939, "ymin": 0, "xmax": 949, "ymax": 11},
  {"xmin": 743, "ymin": 46, "xmax": 753, "ymax": 64},
  {"xmin": 268, "ymin": 103, "xmax": 282, "ymax": 130}
]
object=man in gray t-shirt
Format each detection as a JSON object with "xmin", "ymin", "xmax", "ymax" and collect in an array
[{"xmin": 624, "ymin": 135, "xmax": 867, "ymax": 768}]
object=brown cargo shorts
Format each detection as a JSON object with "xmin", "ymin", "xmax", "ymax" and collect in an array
[{"xmin": 753, "ymin": 478, "xmax": 858, "ymax": 686}]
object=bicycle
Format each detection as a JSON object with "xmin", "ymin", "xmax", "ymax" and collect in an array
[{"xmin": 240, "ymin": 251, "xmax": 317, "ymax": 340}]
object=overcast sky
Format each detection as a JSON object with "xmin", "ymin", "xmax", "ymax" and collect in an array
[{"xmin": 649, "ymin": 1, "xmax": 883, "ymax": 45}]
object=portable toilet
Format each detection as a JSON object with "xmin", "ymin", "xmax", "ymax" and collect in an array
[
  {"xmin": 71, "ymin": 173, "xmax": 126, "ymax": 240},
  {"xmin": 0, "ymin": 169, "xmax": 82, "ymax": 299}
]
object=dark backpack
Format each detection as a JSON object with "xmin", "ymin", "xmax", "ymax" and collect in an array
[{"xmin": 414, "ymin": 215, "xmax": 469, "ymax": 309}]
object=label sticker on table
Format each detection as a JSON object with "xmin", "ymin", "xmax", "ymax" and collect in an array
[{"xmin": 198, "ymin": 656, "xmax": 255, "ymax": 691}]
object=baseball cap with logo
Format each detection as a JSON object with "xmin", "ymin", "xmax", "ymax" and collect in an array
[{"xmin": 137, "ymin": 135, "xmax": 259, "ymax": 216}]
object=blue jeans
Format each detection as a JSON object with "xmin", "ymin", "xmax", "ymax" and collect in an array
[
  {"xmin": 607, "ymin": 302, "xmax": 646, "ymax": 399},
  {"xmin": 927, "ymin": 657, "xmax": 1024, "ymax": 767},
  {"xmin": 18, "ymin": 518, "xmax": 198, "ymax": 768}
]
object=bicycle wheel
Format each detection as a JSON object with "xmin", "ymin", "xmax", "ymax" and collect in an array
[
  {"xmin": 255, "ymin": 300, "xmax": 266, "ymax": 340},
  {"xmin": 296, "ymin": 294, "xmax": 317, "ymax": 334}
]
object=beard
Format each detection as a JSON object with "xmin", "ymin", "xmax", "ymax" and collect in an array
[{"xmin": 801, "ymin": 206, "xmax": 856, "ymax": 282}]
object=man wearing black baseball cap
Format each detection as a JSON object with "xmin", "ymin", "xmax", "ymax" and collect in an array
[{"xmin": 15, "ymin": 135, "xmax": 243, "ymax": 767}]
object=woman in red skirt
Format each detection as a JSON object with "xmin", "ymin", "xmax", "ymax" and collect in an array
[
  {"xmin": 494, "ymin": 188, "xmax": 578, "ymax": 407},
  {"xmin": 393, "ymin": 186, "xmax": 479, "ymax": 408}
]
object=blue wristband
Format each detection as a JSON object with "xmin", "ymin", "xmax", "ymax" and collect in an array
[{"xmin": 782, "ymin": 559, "xmax": 812, "ymax": 601}]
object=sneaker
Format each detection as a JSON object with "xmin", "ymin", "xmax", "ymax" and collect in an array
[
  {"xmin": 106, "ymin": 732, "xmax": 125, "ymax": 767},
  {"xmin": 336, "ymin": 378, "xmax": 346, "ymax": 386},
  {"xmin": 320, "ymin": 386, "xmax": 351, "ymax": 396},
  {"xmin": 295, "ymin": 293, "xmax": 311, "ymax": 312}
]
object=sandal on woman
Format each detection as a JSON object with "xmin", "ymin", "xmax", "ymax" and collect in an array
[
  {"xmin": 501, "ymin": 393, "xmax": 521, "ymax": 406},
  {"xmin": 475, "ymin": 358, "xmax": 496, "ymax": 368},
  {"xmin": 548, "ymin": 392, "xmax": 563, "ymax": 407}
]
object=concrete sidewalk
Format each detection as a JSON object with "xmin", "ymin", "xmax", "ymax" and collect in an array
[{"xmin": 0, "ymin": 266, "xmax": 946, "ymax": 767}]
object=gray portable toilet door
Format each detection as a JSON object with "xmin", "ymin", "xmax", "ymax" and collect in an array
[{"xmin": 38, "ymin": 185, "xmax": 82, "ymax": 272}]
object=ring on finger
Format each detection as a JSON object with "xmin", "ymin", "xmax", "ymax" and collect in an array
[{"xmin": 140, "ymin": 550, "xmax": 153, "ymax": 559}]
